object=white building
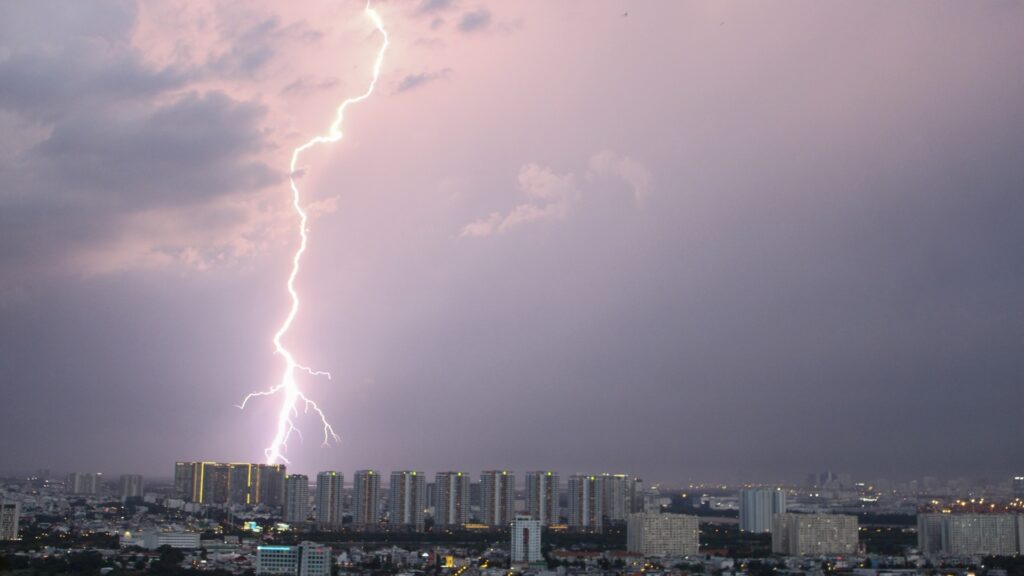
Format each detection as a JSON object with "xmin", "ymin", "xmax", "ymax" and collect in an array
[
  {"xmin": 299, "ymin": 543, "xmax": 332, "ymax": 576},
  {"xmin": 257, "ymin": 542, "xmax": 332, "ymax": 576},
  {"xmin": 511, "ymin": 515, "xmax": 542, "ymax": 563},
  {"xmin": 772, "ymin": 513, "xmax": 858, "ymax": 556},
  {"xmin": 389, "ymin": 471, "xmax": 427, "ymax": 531},
  {"xmin": 284, "ymin": 474, "xmax": 310, "ymax": 523},
  {"xmin": 66, "ymin": 472, "xmax": 100, "ymax": 495},
  {"xmin": 739, "ymin": 488, "xmax": 786, "ymax": 533},
  {"xmin": 315, "ymin": 471, "xmax": 344, "ymax": 526},
  {"xmin": 124, "ymin": 530, "xmax": 201, "ymax": 550},
  {"xmin": 119, "ymin": 474, "xmax": 144, "ymax": 501},
  {"xmin": 567, "ymin": 475, "xmax": 602, "ymax": 532},
  {"xmin": 434, "ymin": 471, "xmax": 471, "ymax": 527},
  {"xmin": 627, "ymin": 512, "xmax": 699, "ymax": 557},
  {"xmin": 917, "ymin": 513, "xmax": 1020, "ymax": 556},
  {"xmin": 480, "ymin": 470, "xmax": 515, "ymax": 527},
  {"xmin": 525, "ymin": 471, "xmax": 559, "ymax": 526},
  {"xmin": 353, "ymin": 470, "xmax": 380, "ymax": 528},
  {"xmin": 1, "ymin": 501, "xmax": 19, "ymax": 540}
]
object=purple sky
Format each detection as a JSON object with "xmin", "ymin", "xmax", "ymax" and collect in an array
[{"xmin": 1, "ymin": 0, "xmax": 1023, "ymax": 484}]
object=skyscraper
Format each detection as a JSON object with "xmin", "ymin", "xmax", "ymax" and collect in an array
[
  {"xmin": 0, "ymin": 501, "xmax": 19, "ymax": 540},
  {"xmin": 567, "ymin": 475, "xmax": 602, "ymax": 532},
  {"xmin": 389, "ymin": 471, "xmax": 426, "ymax": 531},
  {"xmin": 1014, "ymin": 476, "xmax": 1024, "ymax": 499},
  {"xmin": 511, "ymin": 515, "xmax": 542, "ymax": 563},
  {"xmin": 525, "ymin": 471, "xmax": 559, "ymax": 526},
  {"xmin": 480, "ymin": 470, "xmax": 515, "ymax": 527},
  {"xmin": 353, "ymin": 470, "xmax": 381, "ymax": 528},
  {"xmin": 739, "ymin": 488, "xmax": 786, "ymax": 533},
  {"xmin": 66, "ymin": 472, "xmax": 100, "ymax": 495},
  {"xmin": 434, "ymin": 471, "xmax": 471, "ymax": 527},
  {"xmin": 315, "ymin": 471, "xmax": 344, "ymax": 526},
  {"xmin": 627, "ymin": 512, "xmax": 699, "ymax": 557},
  {"xmin": 173, "ymin": 462, "xmax": 285, "ymax": 506},
  {"xmin": 599, "ymin": 474, "xmax": 637, "ymax": 523},
  {"xmin": 119, "ymin": 474, "xmax": 144, "ymax": 501},
  {"xmin": 284, "ymin": 474, "xmax": 310, "ymax": 523}
]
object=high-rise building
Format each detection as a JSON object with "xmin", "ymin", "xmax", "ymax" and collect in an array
[
  {"xmin": 525, "ymin": 471, "xmax": 559, "ymax": 526},
  {"xmin": 627, "ymin": 512, "xmax": 699, "ymax": 557},
  {"xmin": 1014, "ymin": 476, "xmax": 1024, "ymax": 499},
  {"xmin": 66, "ymin": 472, "xmax": 100, "ymax": 495},
  {"xmin": 599, "ymin": 474, "xmax": 639, "ymax": 522},
  {"xmin": 256, "ymin": 542, "xmax": 331, "ymax": 576},
  {"xmin": 315, "ymin": 471, "xmax": 344, "ymax": 526},
  {"xmin": 0, "ymin": 501, "xmax": 19, "ymax": 540},
  {"xmin": 917, "ymin": 513, "xmax": 946, "ymax": 554},
  {"xmin": 917, "ymin": 513, "xmax": 1020, "ymax": 556},
  {"xmin": 434, "ymin": 472, "xmax": 471, "ymax": 527},
  {"xmin": 353, "ymin": 470, "xmax": 381, "ymax": 528},
  {"xmin": 511, "ymin": 515, "xmax": 542, "ymax": 563},
  {"xmin": 739, "ymin": 488, "xmax": 786, "ymax": 533},
  {"xmin": 567, "ymin": 475, "xmax": 602, "ymax": 532},
  {"xmin": 389, "ymin": 471, "xmax": 426, "ymax": 531},
  {"xmin": 772, "ymin": 513, "xmax": 858, "ymax": 556},
  {"xmin": 284, "ymin": 475, "xmax": 310, "ymax": 523},
  {"xmin": 480, "ymin": 470, "xmax": 515, "ymax": 527},
  {"xmin": 119, "ymin": 474, "xmax": 144, "ymax": 501},
  {"xmin": 173, "ymin": 462, "xmax": 285, "ymax": 506}
]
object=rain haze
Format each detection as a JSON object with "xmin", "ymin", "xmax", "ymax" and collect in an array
[{"xmin": 1, "ymin": 0, "xmax": 1022, "ymax": 484}]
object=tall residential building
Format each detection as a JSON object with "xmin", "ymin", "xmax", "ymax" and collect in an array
[
  {"xmin": 119, "ymin": 474, "xmax": 144, "ymax": 501},
  {"xmin": 772, "ymin": 513, "xmax": 858, "ymax": 556},
  {"xmin": 284, "ymin": 475, "xmax": 310, "ymax": 523},
  {"xmin": 627, "ymin": 512, "xmax": 699, "ymax": 557},
  {"xmin": 315, "ymin": 472, "xmax": 344, "ymax": 527},
  {"xmin": 511, "ymin": 515, "xmax": 542, "ymax": 563},
  {"xmin": 917, "ymin": 513, "xmax": 945, "ymax": 554},
  {"xmin": 256, "ymin": 542, "xmax": 331, "ymax": 576},
  {"xmin": 739, "ymin": 488, "xmax": 787, "ymax": 533},
  {"xmin": 66, "ymin": 472, "xmax": 100, "ymax": 495},
  {"xmin": 0, "ymin": 501, "xmax": 19, "ymax": 540},
  {"xmin": 567, "ymin": 475, "xmax": 603, "ymax": 532},
  {"xmin": 353, "ymin": 470, "xmax": 381, "ymax": 528},
  {"xmin": 389, "ymin": 471, "xmax": 427, "ymax": 531},
  {"xmin": 173, "ymin": 462, "xmax": 285, "ymax": 506},
  {"xmin": 480, "ymin": 470, "xmax": 515, "ymax": 527},
  {"xmin": 918, "ymin": 513, "xmax": 1020, "ymax": 556},
  {"xmin": 525, "ymin": 471, "xmax": 559, "ymax": 526},
  {"xmin": 599, "ymin": 474, "xmax": 640, "ymax": 522},
  {"xmin": 434, "ymin": 472, "xmax": 471, "ymax": 527}
]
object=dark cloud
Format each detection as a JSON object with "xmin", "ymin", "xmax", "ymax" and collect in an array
[
  {"xmin": 415, "ymin": 0, "xmax": 456, "ymax": 16},
  {"xmin": 394, "ymin": 68, "xmax": 452, "ymax": 94},
  {"xmin": 35, "ymin": 91, "xmax": 277, "ymax": 207},
  {"xmin": 457, "ymin": 8, "xmax": 492, "ymax": 33}
]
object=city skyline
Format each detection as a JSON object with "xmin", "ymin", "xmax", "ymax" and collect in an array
[{"xmin": 2, "ymin": 1, "xmax": 1023, "ymax": 482}]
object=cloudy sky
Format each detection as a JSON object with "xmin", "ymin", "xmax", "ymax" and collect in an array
[{"xmin": 1, "ymin": 0, "xmax": 1022, "ymax": 484}]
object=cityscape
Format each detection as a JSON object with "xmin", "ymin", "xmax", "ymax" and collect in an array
[
  {"xmin": 2, "ymin": 1, "xmax": 1023, "ymax": 576},
  {"xmin": 3, "ymin": 467, "xmax": 1024, "ymax": 575}
]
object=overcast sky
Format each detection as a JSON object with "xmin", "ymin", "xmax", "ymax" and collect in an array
[{"xmin": 1, "ymin": 0, "xmax": 1022, "ymax": 485}]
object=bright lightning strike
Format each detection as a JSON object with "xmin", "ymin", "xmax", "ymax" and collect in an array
[{"xmin": 239, "ymin": 2, "xmax": 389, "ymax": 466}]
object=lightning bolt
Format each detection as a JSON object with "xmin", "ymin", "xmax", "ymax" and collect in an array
[{"xmin": 239, "ymin": 2, "xmax": 389, "ymax": 465}]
